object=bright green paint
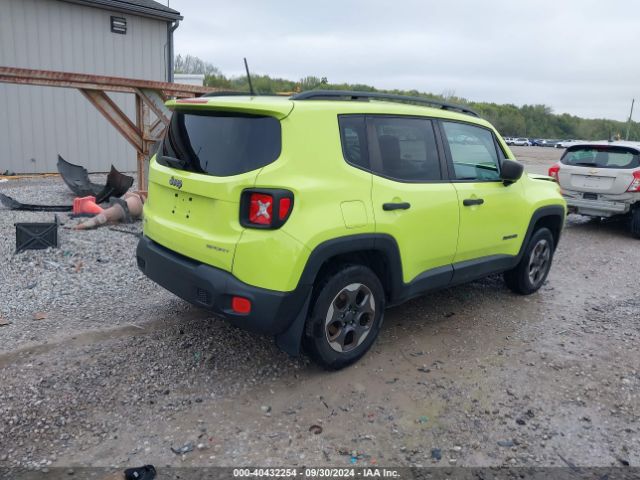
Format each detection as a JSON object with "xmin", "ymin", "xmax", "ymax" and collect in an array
[{"xmin": 143, "ymin": 96, "xmax": 566, "ymax": 292}]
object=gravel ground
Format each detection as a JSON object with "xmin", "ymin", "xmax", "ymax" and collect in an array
[
  {"xmin": 0, "ymin": 175, "xmax": 185, "ymax": 350},
  {"xmin": 0, "ymin": 149, "xmax": 638, "ymax": 474}
]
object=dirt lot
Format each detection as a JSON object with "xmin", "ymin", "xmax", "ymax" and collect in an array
[{"xmin": 0, "ymin": 146, "xmax": 638, "ymax": 473}]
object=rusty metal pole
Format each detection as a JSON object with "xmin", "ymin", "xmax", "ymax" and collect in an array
[{"xmin": 135, "ymin": 94, "xmax": 150, "ymax": 191}]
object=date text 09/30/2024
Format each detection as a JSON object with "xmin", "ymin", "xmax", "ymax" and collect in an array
[{"xmin": 232, "ymin": 468, "xmax": 401, "ymax": 478}]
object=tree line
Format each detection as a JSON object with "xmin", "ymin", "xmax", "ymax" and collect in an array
[{"xmin": 175, "ymin": 54, "xmax": 639, "ymax": 141}]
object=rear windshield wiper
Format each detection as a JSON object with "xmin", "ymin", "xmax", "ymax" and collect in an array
[{"xmin": 157, "ymin": 155, "xmax": 189, "ymax": 170}]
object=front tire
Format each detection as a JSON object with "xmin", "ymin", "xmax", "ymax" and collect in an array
[
  {"xmin": 504, "ymin": 228, "xmax": 555, "ymax": 295},
  {"xmin": 303, "ymin": 265, "xmax": 385, "ymax": 370}
]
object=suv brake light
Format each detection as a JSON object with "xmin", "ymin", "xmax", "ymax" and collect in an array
[
  {"xmin": 240, "ymin": 189, "xmax": 294, "ymax": 229},
  {"xmin": 627, "ymin": 170, "xmax": 640, "ymax": 192},
  {"xmin": 548, "ymin": 163, "xmax": 560, "ymax": 181}
]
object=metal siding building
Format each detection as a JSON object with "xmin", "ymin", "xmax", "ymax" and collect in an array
[{"xmin": 0, "ymin": 0, "xmax": 181, "ymax": 173}]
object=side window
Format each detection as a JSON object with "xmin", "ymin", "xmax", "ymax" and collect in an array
[
  {"xmin": 368, "ymin": 117, "xmax": 441, "ymax": 182},
  {"xmin": 442, "ymin": 122, "xmax": 501, "ymax": 181},
  {"xmin": 339, "ymin": 115, "xmax": 368, "ymax": 169}
]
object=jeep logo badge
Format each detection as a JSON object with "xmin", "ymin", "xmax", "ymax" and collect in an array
[{"xmin": 169, "ymin": 177, "xmax": 183, "ymax": 189}]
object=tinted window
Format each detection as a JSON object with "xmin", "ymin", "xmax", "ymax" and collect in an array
[
  {"xmin": 162, "ymin": 110, "xmax": 281, "ymax": 177},
  {"xmin": 561, "ymin": 146, "xmax": 640, "ymax": 169},
  {"xmin": 442, "ymin": 122, "xmax": 501, "ymax": 181},
  {"xmin": 368, "ymin": 117, "xmax": 441, "ymax": 181},
  {"xmin": 339, "ymin": 115, "xmax": 368, "ymax": 169}
]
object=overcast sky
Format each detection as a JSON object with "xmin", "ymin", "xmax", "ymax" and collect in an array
[{"xmin": 170, "ymin": 0, "xmax": 638, "ymax": 121}]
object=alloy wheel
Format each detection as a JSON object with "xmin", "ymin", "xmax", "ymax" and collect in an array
[
  {"xmin": 528, "ymin": 239, "xmax": 551, "ymax": 286},
  {"xmin": 324, "ymin": 283, "xmax": 376, "ymax": 353}
]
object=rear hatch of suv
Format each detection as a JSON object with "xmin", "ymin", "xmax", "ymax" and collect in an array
[
  {"xmin": 558, "ymin": 145, "xmax": 640, "ymax": 194},
  {"xmin": 143, "ymin": 97, "xmax": 293, "ymax": 272}
]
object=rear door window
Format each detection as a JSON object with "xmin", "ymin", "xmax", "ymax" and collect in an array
[
  {"xmin": 561, "ymin": 146, "xmax": 640, "ymax": 169},
  {"xmin": 161, "ymin": 110, "xmax": 281, "ymax": 176},
  {"xmin": 338, "ymin": 115, "xmax": 442, "ymax": 182}
]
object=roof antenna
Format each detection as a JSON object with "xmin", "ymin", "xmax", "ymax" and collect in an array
[{"xmin": 244, "ymin": 57, "xmax": 255, "ymax": 96}]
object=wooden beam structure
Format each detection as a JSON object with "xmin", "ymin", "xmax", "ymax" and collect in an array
[{"xmin": 0, "ymin": 66, "xmax": 224, "ymax": 189}]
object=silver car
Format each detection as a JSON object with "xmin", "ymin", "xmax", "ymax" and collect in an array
[
  {"xmin": 549, "ymin": 141, "xmax": 640, "ymax": 237},
  {"xmin": 511, "ymin": 137, "xmax": 531, "ymax": 146}
]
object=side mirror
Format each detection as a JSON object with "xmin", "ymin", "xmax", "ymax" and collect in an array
[{"xmin": 500, "ymin": 159, "xmax": 524, "ymax": 185}]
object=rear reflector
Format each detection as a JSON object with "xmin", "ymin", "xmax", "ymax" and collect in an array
[
  {"xmin": 231, "ymin": 296, "xmax": 251, "ymax": 314},
  {"xmin": 278, "ymin": 197, "xmax": 292, "ymax": 220}
]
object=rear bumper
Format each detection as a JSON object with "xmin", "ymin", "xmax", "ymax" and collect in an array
[
  {"xmin": 564, "ymin": 196, "xmax": 631, "ymax": 216},
  {"xmin": 136, "ymin": 236, "xmax": 310, "ymax": 335}
]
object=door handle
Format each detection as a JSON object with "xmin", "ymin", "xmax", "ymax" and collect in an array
[
  {"xmin": 383, "ymin": 202, "xmax": 411, "ymax": 211},
  {"xmin": 463, "ymin": 198, "xmax": 484, "ymax": 206}
]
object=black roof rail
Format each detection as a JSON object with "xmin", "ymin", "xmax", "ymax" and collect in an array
[
  {"xmin": 290, "ymin": 90, "xmax": 479, "ymax": 117},
  {"xmin": 201, "ymin": 91, "xmax": 291, "ymax": 98}
]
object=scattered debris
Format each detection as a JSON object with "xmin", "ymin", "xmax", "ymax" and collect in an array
[
  {"xmin": 516, "ymin": 418, "xmax": 526, "ymax": 425},
  {"xmin": 1, "ymin": 192, "xmax": 73, "ymax": 212},
  {"xmin": 0, "ymin": 317, "xmax": 11, "ymax": 326},
  {"xmin": 617, "ymin": 457, "xmax": 630, "ymax": 467},
  {"xmin": 58, "ymin": 155, "xmax": 133, "ymax": 203},
  {"xmin": 73, "ymin": 196, "xmax": 104, "ymax": 215},
  {"xmin": 557, "ymin": 452, "xmax": 580, "ymax": 472},
  {"xmin": 170, "ymin": 443, "xmax": 194, "ymax": 455},
  {"xmin": 418, "ymin": 416, "xmax": 429, "ymax": 424},
  {"xmin": 124, "ymin": 465, "xmax": 156, "ymax": 480},
  {"xmin": 497, "ymin": 440, "xmax": 515, "ymax": 447},
  {"xmin": 74, "ymin": 192, "xmax": 145, "ymax": 230},
  {"xmin": 0, "ymin": 157, "xmax": 133, "ymax": 212},
  {"xmin": 417, "ymin": 366, "xmax": 431, "ymax": 373},
  {"xmin": 309, "ymin": 424, "xmax": 323, "ymax": 435},
  {"xmin": 33, "ymin": 312, "xmax": 48, "ymax": 321},
  {"xmin": 260, "ymin": 405, "xmax": 272, "ymax": 414},
  {"xmin": 431, "ymin": 448, "xmax": 442, "ymax": 461}
]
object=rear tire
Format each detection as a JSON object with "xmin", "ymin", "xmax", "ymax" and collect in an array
[
  {"xmin": 631, "ymin": 207, "xmax": 640, "ymax": 239},
  {"xmin": 504, "ymin": 228, "xmax": 555, "ymax": 295},
  {"xmin": 303, "ymin": 265, "xmax": 385, "ymax": 370}
]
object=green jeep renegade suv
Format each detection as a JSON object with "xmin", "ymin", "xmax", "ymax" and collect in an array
[{"xmin": 136, "ymin": 90, "xmax": 566, "ymax": 369}]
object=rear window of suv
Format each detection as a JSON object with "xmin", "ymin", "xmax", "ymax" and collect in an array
[
  {"xmin": 161, "ymin": 110, "xmax": 281, "ymax": 176},
  {"xmin": 561, "ymin": 146, "xmax": 640, "ymax": 169}
]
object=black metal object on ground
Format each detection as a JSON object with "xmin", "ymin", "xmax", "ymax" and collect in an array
[
  {"xmin": 15, "ymin": 218, "xmax": 59, "ymax": 253},
  {"xmin": 57, "ymin": 155, "xmax": 134, "ymax": 203}
]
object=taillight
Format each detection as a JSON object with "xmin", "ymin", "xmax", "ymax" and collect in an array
[
  {"xmin": 240, "ymin": 189, "xmax": 294, "ymax": 229},
  {"xmin": 627, "ymin": 170, "xmax": 640, "ymax": 192},
  {"xmin": 248, "ymin": 193, "xmax": 273, "ymax": 225},
  {"xmin": 548, "ymin": 163, "xmax": 560, "ymax": 182}
]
